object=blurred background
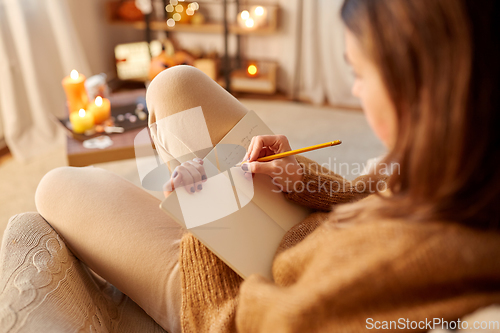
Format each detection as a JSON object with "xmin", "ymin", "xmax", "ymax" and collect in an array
[{"xmin": 0, "ymin": 0, "xmax": 386, "ymax": 240}]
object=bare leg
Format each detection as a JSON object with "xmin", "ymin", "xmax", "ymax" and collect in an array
[
  {"xmin": 36, "ymin": 167, "xmax": 184, "ymax": 333},
  {"xmin": 36, "ymin": 66, "xmax": 249, "ymax": 333}
]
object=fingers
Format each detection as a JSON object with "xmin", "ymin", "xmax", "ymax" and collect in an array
[
  {"xmin": 241, "ymin": 160, "xmax": 279, "ymax": 177},
  {"xmin": 163, "ymin": 158, "xmax": 206, "ymax": 197},
  {"xmin": 193, "ymin": 157, "xmax": 204, "ymax": 166},
  {"xmin": 176, "ymin": 164, "xmax": 197, "ymax": 193},
  {"xmin": 163, "ymin": 170, "xmax": 182, "ymax": 197},
  {"xmin": 185, "ymin": 160, "xmax": 205, "ymax": 192},
  {"xmin": 245, "ymin": 135, "xmax": 291, "ymax": 162}
]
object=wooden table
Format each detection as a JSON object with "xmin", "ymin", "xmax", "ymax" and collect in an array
[{"xmin": 66, "ymin": 89, "xmax": 147, "ymax": 167}]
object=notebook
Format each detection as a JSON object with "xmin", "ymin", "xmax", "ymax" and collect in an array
[{"xmin": 160, "ymin": 111, "xmax": 310, "ymax": 281}]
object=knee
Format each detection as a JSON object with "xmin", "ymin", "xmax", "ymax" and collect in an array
[
  {"xmin": 35, "ymin": 167, "xmax": 109, "ymax": 221},
  {"xmin": 146, "ymin": 65, "xmax": 214, "ymax": 124},
  {"xmin": 146, "ymin": 65, "xmax": 247, "ymax": 126},
  {"xmin": 36, "ymin": 167, "xmax": 76, "ymax": 220},
  {"xmin": 146, "ymin": 66, "xmax": 248, "ymax": 155}
]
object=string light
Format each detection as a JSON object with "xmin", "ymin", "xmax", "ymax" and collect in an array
[
  {"xmin": 255, "ymin": 6, "xmax": 264, "ymax": 16},
  {"xmin": 167, "ymin": 18, "xmax": 176, "ymax": 27},
  {"xmin": 240, "ymin": 10, "xmax": 249, "ymax": 20},
  {"xmin": 245, "ymin": 18, "xmax": 255, "ymax": 28}
]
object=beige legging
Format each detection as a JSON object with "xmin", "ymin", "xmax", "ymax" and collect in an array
[{"xmin": 35, "ymin": 66, "xmax": 249, "ymax": 333}]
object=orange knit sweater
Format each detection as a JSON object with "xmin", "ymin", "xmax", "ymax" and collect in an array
[{"xmin": 179, "ymin": 156, "xmax": 500, "ymax": 332}]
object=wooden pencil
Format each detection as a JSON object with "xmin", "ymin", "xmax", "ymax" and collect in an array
[{"xmin": 238, "ymin": 140, "xmax": 342, "ymax": 165}]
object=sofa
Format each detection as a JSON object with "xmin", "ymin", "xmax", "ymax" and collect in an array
[{"xmin": 0, "ymin": 213, "xmax": 166, "ymax": 333}]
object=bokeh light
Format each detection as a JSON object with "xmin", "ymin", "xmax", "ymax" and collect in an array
[
  {"xmin": 255, "ymin": 6, "xmax": 264, "ymax": 16},
  {"xmin": 167, "ymin": 18, "xmax": 176, "ymax": 27},
  {"xmin": 247, "ymin": 64, "xmax": 258, "ymax": 76},
  {"xmin": 245, "ymin": 18, "xmax": 255, "ymax": 28},
  {"xmin": 240, "ymin": 10, "xmax": 250, "ymax": 20}
]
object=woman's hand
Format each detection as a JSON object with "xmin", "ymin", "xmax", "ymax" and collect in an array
[
  {"xmin": 163, "ymin": 158, "xmax": 207, "ymax": 198},
  {"xmin": 241, "ymin": 135, "xmax": 304, "ymax": 193}
]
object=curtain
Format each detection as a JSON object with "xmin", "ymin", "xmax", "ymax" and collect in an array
[
  {"xmin": 298, "ymin": 0, "xmax": 359, "ymax": 107},
  {"xmin": 0, "ymin": 0, "xmax": 90, "ymax": 161}
]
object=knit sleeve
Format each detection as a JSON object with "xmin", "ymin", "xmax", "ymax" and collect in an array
[
  {"xmin": 284, "ymin": 155, "xmax": 387, "ymax": 211},
  {"xmin": 179, "ymin": 233, "xmax": 244, "ymax": 333}
]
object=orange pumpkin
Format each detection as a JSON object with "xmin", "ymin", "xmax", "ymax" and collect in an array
[
  {"xmin": 117, "ymin": 1, "xmax": 144, "ymax": 22},
  {"xmin": 148, "ymin": 51, "xmax": 195, "ymax": 81}
]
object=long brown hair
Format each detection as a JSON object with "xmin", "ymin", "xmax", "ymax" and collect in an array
[{"xmin": 338, "ymin": 0, "xmax": 500, "ymax": 229}]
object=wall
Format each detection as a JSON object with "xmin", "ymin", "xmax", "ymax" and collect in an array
[
  {"xmin": 0, "ymin": 110, "xmax": 3, "ymax": 149},
  {"xmin": 67, "ymin": 0, "xmax": 143, "ymax": 76},
  {"xmin": 66, "ymin": 0, "xmax": 300, "ymax": 95}
]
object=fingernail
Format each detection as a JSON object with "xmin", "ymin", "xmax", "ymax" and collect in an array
[
  {"xmin": 173, "ymin": 171, "xmax": 178, "ymax": 178},
  {"xmin": 190, "ymin": 187, "xmax": 195, "ymax": 193},
  {"xmin": 241, "ymin": 163, "xmax": 249, "ymax": 172},
  {"xmin": 202, "ymin": 175, "xmax": 207, "ymax": 181},
  {"xmin": 197, "ymin": 184, "xmax": 202, "ymax": 190}
]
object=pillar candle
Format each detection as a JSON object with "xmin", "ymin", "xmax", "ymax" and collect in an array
[
  {"xmin": 70, "ymin": 109, "xmax": 94, "ymax": 134},
  {"xmin": 87, "ymin": 96, "xmax": 111, "ymax": 124},
  {"xmin": 62, "ymin": 70, "xmax": 89, "ymax": 114}
]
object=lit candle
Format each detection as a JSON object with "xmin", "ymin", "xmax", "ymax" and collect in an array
[
  {"xmin": 87, "ymin": 96, "xmax": 111, "ymax": 124},
  {"xmin": 247, "ymin": 63, "xmax": 259, "ymax": 77},
  {"xmin": 70, "ymin": 109, "xmax": 94, "ymax": 134},
  {"xmin": 62, "ymin": 70, "xmax": 89, "ymax": 114}
]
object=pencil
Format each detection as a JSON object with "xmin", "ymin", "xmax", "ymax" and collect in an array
[{"xmin": 237, "ymin": 140, "xmax": 342, "ymax": 165}]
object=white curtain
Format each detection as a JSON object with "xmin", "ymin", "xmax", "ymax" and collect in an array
[
  {"xmin": 298, "ymin": 0, "xmax": 359, "ymax": 107},
  {"xmin": 0, "ymin": 0, "xmax": 90, "ymax": 161}
]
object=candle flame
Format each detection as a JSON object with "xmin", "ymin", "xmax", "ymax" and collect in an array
[
  {"xmin": 247, "ymin": 64, "xmax": 258, "ymax": 76},
  {"xmin": 79, "ymin": 109, "xmax": 86, "ymax": 117},
  {"xmin": 255, "ymin": 6, "xmax": 264, "ymax": 16},
  {"xmin": 71, "ymin": 70, "xmax": 79, "ymax": 80},
  {"xmin": 95, "ymin": 96, "xmax": 103, "ymax": 107}
]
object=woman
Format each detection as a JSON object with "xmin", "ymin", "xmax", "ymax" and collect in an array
[{"xmin": 35, "ymin": 0, "xmax": 500, "ymax": 332}]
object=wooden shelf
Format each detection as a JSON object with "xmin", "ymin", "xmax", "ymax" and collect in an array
[
  {"xmin": 110, "ymin": 20, "xmax": 277, "ymax": 35},
  {"xmin": 107, "ymin": 3, "xmax": 278, "ymax": 35},
  {"xmin": 107, "ymin": 1, "xmax": 280, "ymax": 94}
]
